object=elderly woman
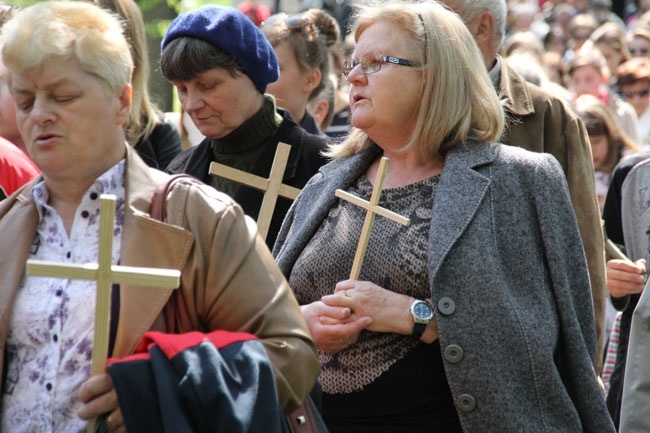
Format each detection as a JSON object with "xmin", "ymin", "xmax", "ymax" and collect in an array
[
  {"xmin": 162, "ymin": 5, "xmax": 328, "ymax": 247},
  {"xmin": 273, "ymin": 1, "xmax": 615, "ymax": 432},
  {"xmin": 0, "ymin": 2, "xmax": 318, "ymax": 432}
]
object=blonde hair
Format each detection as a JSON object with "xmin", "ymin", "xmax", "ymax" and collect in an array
[
  {"xmin": 1, "ymin": 1, "xmax": 133, "ymax": 96},
  {"xmin": 91, "ymin": 0, "xmax": 159, "ymax": 145},
  {"xmin": 326, "ymin": 0, "xmax": 504, "ymax": 161}
]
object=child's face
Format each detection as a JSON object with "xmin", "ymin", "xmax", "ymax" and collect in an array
[{"xmin": 569, "ymin": 65, "xmax": 604, "ymax": 98}]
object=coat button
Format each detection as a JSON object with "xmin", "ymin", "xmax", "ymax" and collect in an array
[
  {"xmin": 457, "ymin": 394, "xmax": 476, "ymax": 412},
  {"xmin": 438, "ymin": 297, "xmax": 456, "ymax": 315},
  {"xmin": 443, "ymin": 344, "xmax": 464, "ymax": 363}
]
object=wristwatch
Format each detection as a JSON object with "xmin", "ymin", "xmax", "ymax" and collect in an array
[{"xmin": 410, "ymin": 299, "xmax": 434, "ymax": 338}]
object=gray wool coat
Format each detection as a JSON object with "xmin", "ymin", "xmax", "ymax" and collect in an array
[{"xmin": 273, "ymin": 141, "xmax": 615, "ymax": 433}]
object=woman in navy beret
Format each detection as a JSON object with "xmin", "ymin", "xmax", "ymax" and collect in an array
[{"xmin": 161, "ymin": 5, "xmax": 329, "ymax": 248}]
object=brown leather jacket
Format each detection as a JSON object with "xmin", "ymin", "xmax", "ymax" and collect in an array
[
  {"xmin": 498, "ymin": 57, "xmax": 607, "ymax": 372},
  {"xmin": 0, "ymin": 147, "xmax": 319, "ymax": 412}
]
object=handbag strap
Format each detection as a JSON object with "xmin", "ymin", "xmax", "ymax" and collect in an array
[
  {"xmin": 150, "ymin": 173, "xmax": 202, "ymax": 222},
  {"xmin": 150, "ymin": 174, "xmax": 203, "ymax": 333}
]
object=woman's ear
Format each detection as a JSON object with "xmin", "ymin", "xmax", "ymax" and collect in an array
[
  {"xmin": 303, "ymin": 67, "xmax": 322, "ymax": 94},
  {"xmin": 117, "ymin": 84, "xmax": 132, "ymax": 127}
]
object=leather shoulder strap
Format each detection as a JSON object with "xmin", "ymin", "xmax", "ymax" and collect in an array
[{"xmin": 150, "ymin": 174, "xmax": 203, "ymax": 222}]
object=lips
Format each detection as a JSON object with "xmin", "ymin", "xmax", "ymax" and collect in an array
[{"xmin": 34, "ymin": 132, "xmax": 62, "ymax": 146}]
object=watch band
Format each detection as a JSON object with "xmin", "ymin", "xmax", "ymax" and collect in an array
[{"xmin": 412, "ymin": 321, "xmax": 427, "ymax": 339}]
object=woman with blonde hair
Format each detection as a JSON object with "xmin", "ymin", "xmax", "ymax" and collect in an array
[
  {"xmin": 273, "ymin": 1, "xmax": 615, "ymax": 432},
  {"xmin": 0, "ymin": 2, "xmax": 318, "ymax": 431}
]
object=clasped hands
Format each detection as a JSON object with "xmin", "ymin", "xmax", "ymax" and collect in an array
[{"xmin": 301, "ymin": 280, "xmax": 435, "ymax": 354}]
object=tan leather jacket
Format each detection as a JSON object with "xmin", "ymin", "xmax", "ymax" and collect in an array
[
  {"xmin": 0, "ymin": 147, "xmax": 318, "ymax": 412},
  {"xmin": 498, "ymin": 58, "xmax": 607, "ymax": 372}
]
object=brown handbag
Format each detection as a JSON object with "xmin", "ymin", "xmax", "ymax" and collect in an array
[{"xmin": 150, "ymin": 174, "xmax": 328, "ymax": 433}]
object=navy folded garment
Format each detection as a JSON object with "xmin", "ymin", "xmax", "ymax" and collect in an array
[{"xmin": 106, "ymin": 330, "xmax": 287, "ymax": 433}]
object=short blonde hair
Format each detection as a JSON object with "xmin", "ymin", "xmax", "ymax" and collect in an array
[
  {"xmin": 1, "ymin": 1, "xmax": 133, "ymax": 95},
  {"xmin": 326, "ymin": 0, "xmax": 504, "ymax": 160}
]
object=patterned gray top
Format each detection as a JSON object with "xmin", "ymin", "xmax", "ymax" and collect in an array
[{"xmin": 290, "ymin": 173, "xmax": 440, "ymax": 393}]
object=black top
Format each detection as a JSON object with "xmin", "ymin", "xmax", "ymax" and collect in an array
[
  {"xmin": 134, "ymin": 119, "xmax": 183, "ymax": 170},
  {"xmin": 323, "ymin": 342, "xmax": 462, "ymax": 433}
]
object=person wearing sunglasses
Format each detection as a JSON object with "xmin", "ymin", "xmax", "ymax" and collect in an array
[
  {"xmin": 261, "ymin": 10, "xmax": 340, "ymax": 136},
  {"xmin": 617, "ymin": 57, "xmax": 650, "ymax": 150},
  {"xmin": 273, "ymin": 1, "xmax": 615, "ymax": 432},
  {"xmin": 161, "ymin": 5, "xmax": 328, "ymax": 248}
]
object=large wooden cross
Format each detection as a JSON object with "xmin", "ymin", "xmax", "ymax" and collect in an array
[
  {"xmin": 335, "ymin": 157, "xmax": 411, "ymax": 280},
  {"xmin": 26, "ymin": 195, "xmax": 181, "ymax": 433},
  {"xmin": 209, "ymin": 142, "xmax": 300, "ymax": 241}
]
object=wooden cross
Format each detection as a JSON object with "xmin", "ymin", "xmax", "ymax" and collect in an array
[
  {"xmin": 25, "ymin": 195, "xmax": 181, "ymax": 433},
  {"xmin": 209, "ymin": 142, "xmax": 301, "ymax": 241},
  {"xmin": 335, "ymin": 157, "xmax": 411, "ymax": 280}
]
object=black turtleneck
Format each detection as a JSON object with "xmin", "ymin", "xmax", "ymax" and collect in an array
[{"xmin": 209, "ymin": 95, "xmax": 283, "ymax": 197}]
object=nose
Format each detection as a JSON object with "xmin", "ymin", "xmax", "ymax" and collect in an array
[
  {"xmin": 345, "ymin": 63, "xmax": 367, "ymax": 85},
  {"xmin": 181, "ymin": 87, "xmax": 206, "ymax": 114},
  {"xmin": 31, "ymin": 97, "xmax": 56, "ymax": 126}
]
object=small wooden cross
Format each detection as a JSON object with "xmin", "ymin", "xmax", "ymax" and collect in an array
[
  {"xmin": 209, "ymin": 142, "xmax": 301, "ymax": 241},
  {"xmin": 25, "ymin": 195, "xmax": 181, "ymax": 433},
  {"xmin": 335, "ymin": 157, "xmax": 411, "ymax": 280}
]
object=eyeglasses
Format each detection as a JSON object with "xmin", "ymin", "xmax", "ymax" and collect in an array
[
  {"xmin": 622, "ymin": 87, "xmax": 650, "ymax": 99},
  {"xmin": 263, "ymin": 13, "xmax": 317, "ymax": 42},
  {"xmin": 342, "ymin": 53, "xmax": 421, "ymax": 79}
]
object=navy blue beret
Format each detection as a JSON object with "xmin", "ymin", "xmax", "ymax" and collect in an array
[{"xmin": 161, "ymin": 5, "xmax": 278, "ymax": 93}]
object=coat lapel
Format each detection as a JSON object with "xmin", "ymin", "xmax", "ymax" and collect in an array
[
  {"xmin": 0, "ymin": 184, "xmax": 40, "ymax": 347},
  {"xmin": 112, "ymin": 148, "xmax": 194, "ymax": 357},
  {"xmin": 427, "ymin": 142, "xmax": 496, "ymax": 284}
]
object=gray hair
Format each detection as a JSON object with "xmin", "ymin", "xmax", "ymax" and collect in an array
[{"xmin": 450, "ymin": 0, "xmax": 507, "ymax": 51}]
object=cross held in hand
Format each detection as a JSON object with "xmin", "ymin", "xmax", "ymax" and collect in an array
[
  {"xmin": 335, "ymin": 157, "xmax": 411, "ymax": 280},
  {"xmin": 25, "ymin": 195, "xmax": 181, "ymax": 433},
  {"xmin": 209, "ymin": 142, "xmax": 301, "ymax": 241}
]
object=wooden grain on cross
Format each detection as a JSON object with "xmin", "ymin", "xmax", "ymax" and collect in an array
[
  {"xmin": 209, "ymin": 142, "xmax": 300, "ymax": 241},
  {"xmin": 335, "ymin": 157, "xmax": 411, "ymax": 280},
  {"xmin": 25, "ymin": 195, "xmax": 181, "ymax": 433}
]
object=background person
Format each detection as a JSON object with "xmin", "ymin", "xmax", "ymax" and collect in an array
[
  {"xmin": 573, "ymin": 93, "xmax": 640, "ymax": 210},
  {"xmin": 0, "ymin": 3, "xmax": 318, "ymax": 431},
  {"xmin": 83, "ymin": 0, "xmax": 183, "ymax": 170},
  {"xmin": 261, "ymin": 8, "xmax": 340, "ymax": 136},
  {"xmin": 617, "ymin": 56, "xmax": 650, "ymax": 149},
  {"xmin": 273, "ymin": 1, "xmax": 614, "ymax": 432}
]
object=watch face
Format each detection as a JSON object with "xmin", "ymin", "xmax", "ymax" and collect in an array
[{"xmin": 414, "ymin": 301, "xmax": 433, "ymax": 320}]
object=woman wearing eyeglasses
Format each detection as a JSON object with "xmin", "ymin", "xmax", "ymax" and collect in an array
[
  {"xmin": 261, "ymin": 9, "xmax": 340, "ymax": 136},
  {"xmin": 161, "ymin": 5, "xmax": 329, "ymax": 248},
  {"xmin": 273, "ymin": 1, "xmax": 615, "ymax": 432},
  {"xmin": 617, "ymin": 57, "xmax": 650, "ymax": 150}
]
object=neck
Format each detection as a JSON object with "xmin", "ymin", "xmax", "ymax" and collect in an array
[
  {"xmin": 45, "ymin": 180, "xmax": 92, "ymax": 235},
  {"xmin": 367, "ymin": 149, "xmax": 444, "ymax": 189}
]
